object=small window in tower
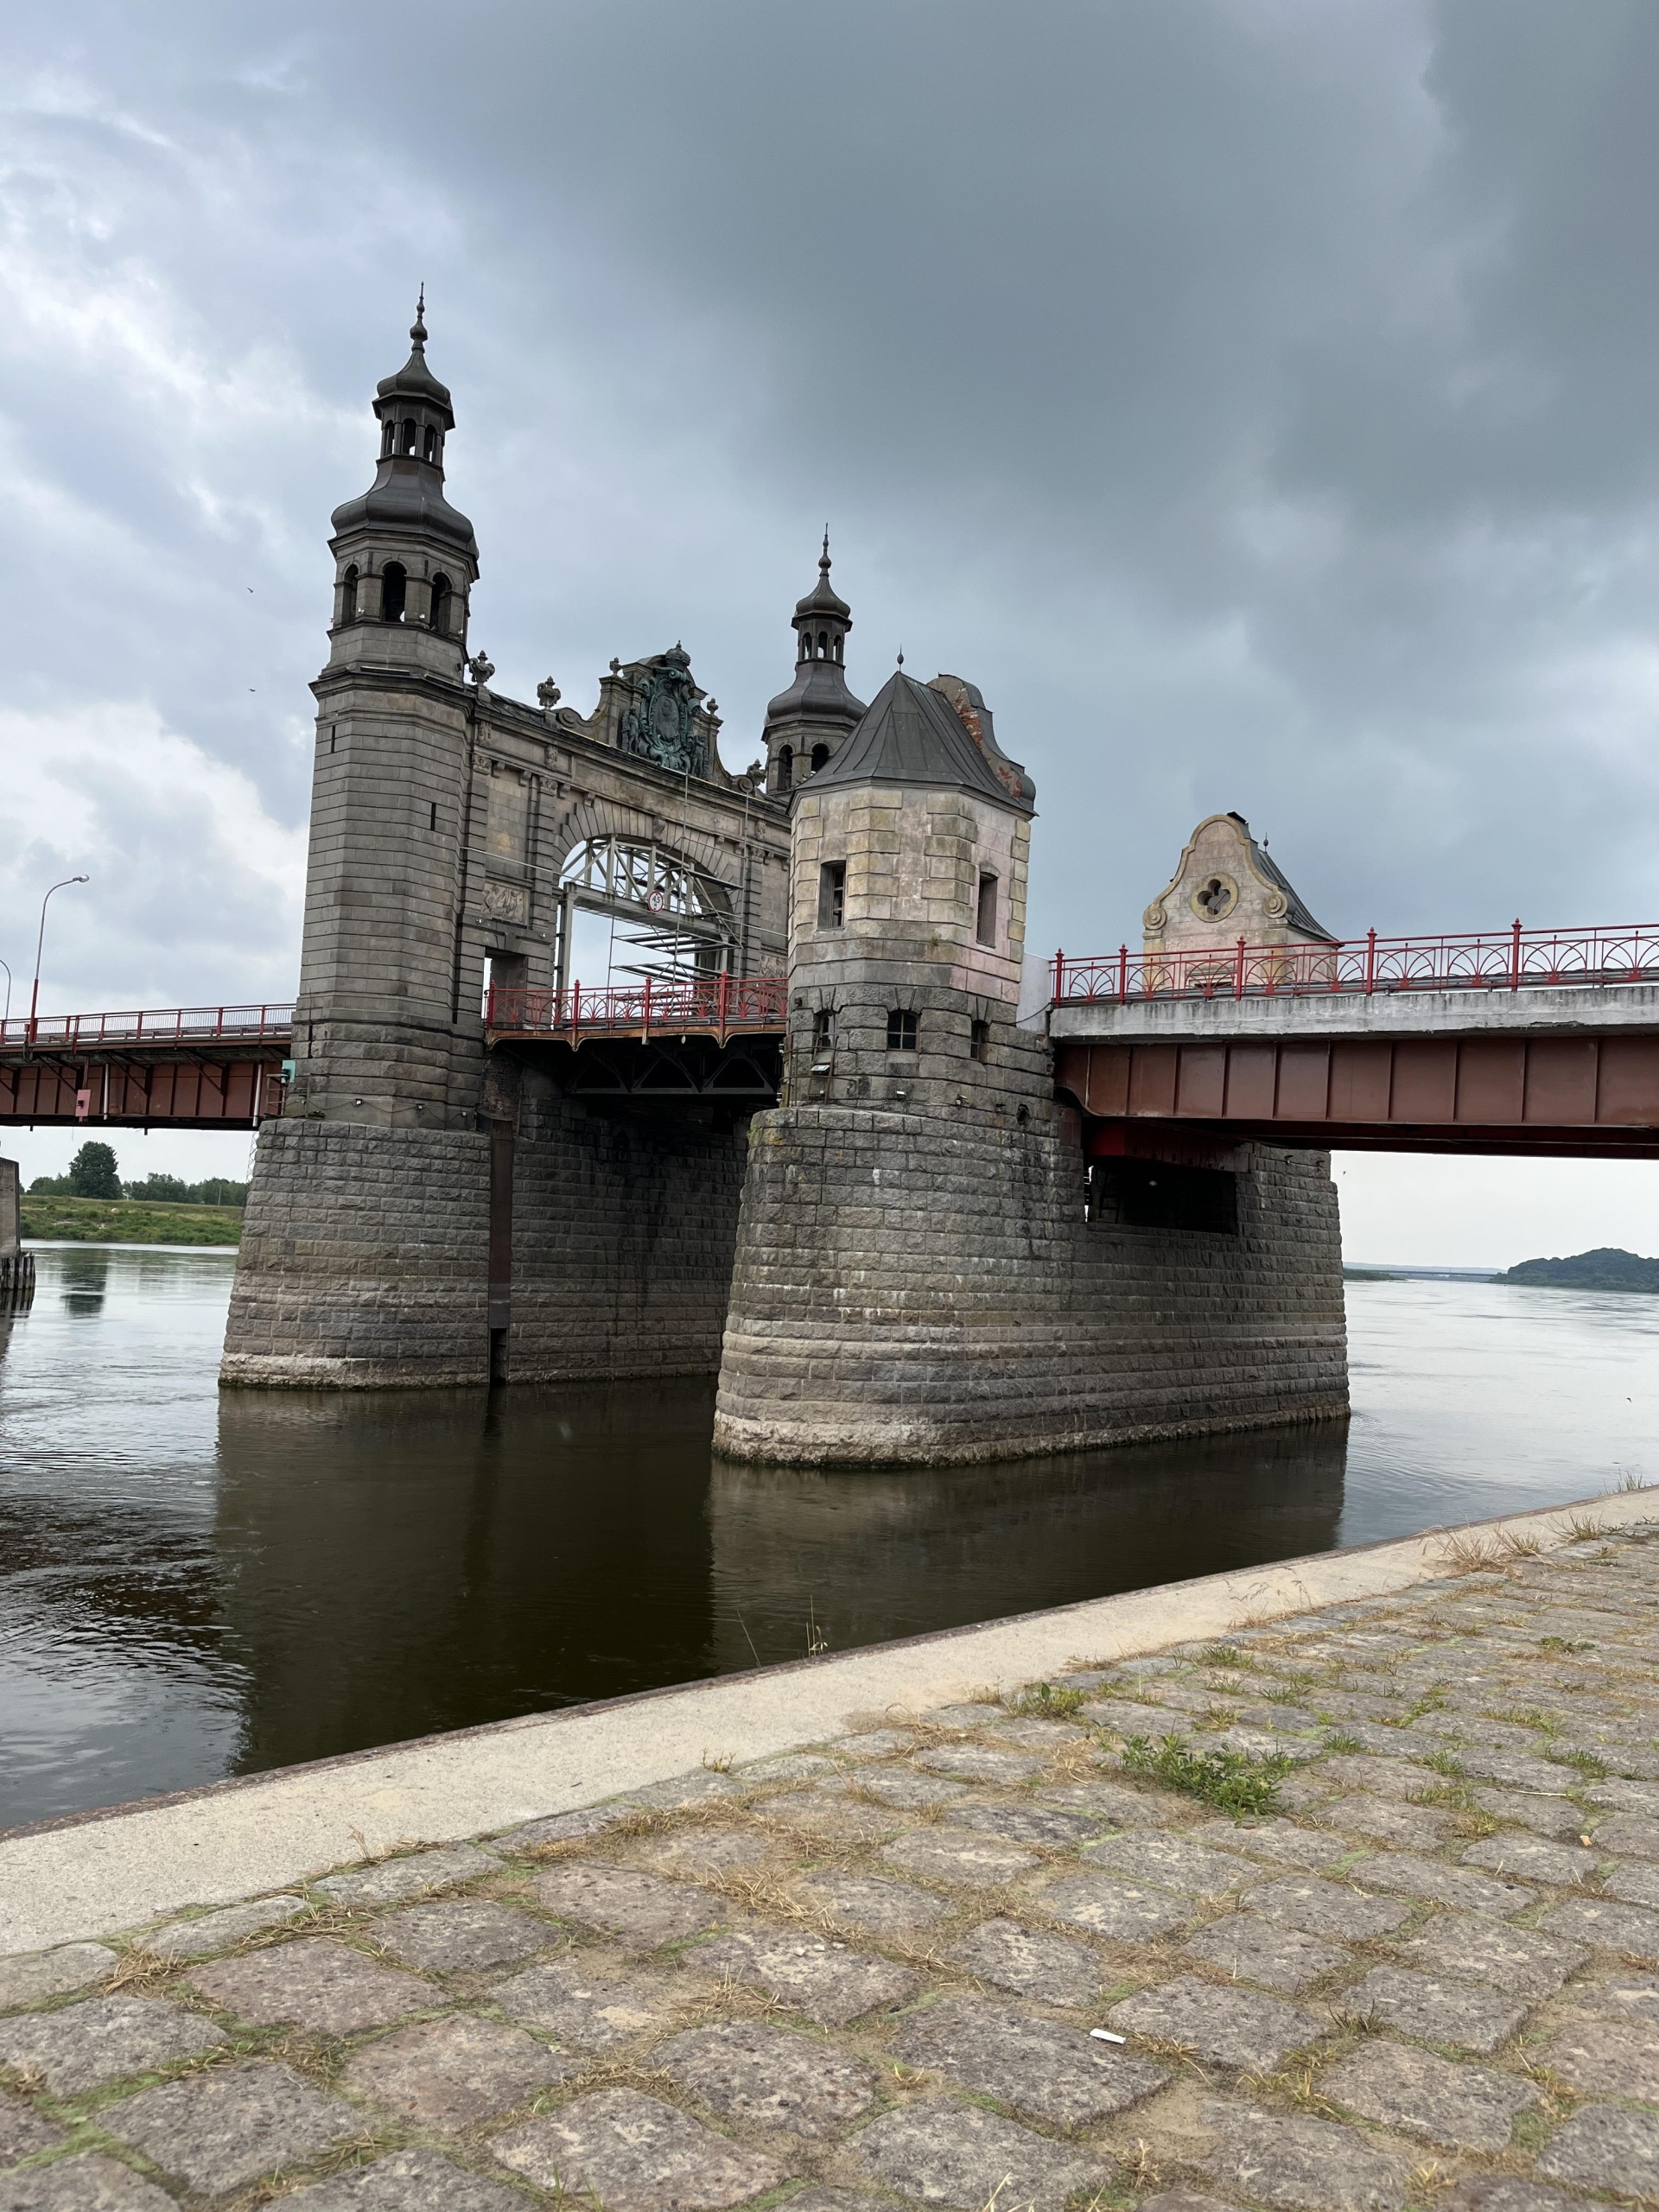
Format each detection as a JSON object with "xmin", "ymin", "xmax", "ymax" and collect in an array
[
  {"xmin": 970, "ymin": 1019, "xmax": 991, "ymax": 1062},
  {"xmin": 817, "ymin": 629, "xmax": 828, "ymax": 658},
  {"xmin": 429, "ymin": 802, "xmax": 438, "ymax": 831},
  {"xmin": 834, "ymin": 636, "xmax": 842, "ymax": 662},
  {"xmin": 811, "ymin": 1007, "xmax": 836, "ymax": 1057},
  {"xmin": 423, "ymin": 425, "xmax": 437, "ymax": 462},
  {"xmin": 887, "ymin": 1008, "xmax": 918, "ymax": 1052},
  {"xmin": 818, "ymin": 861, "xmax": 846, "ymax": 928},
  {"xmin": 380, "ymin": 563, "xmax": 407, "ymax": 622},
  {"xmin": 339, "ymin": 565, "xmax": 359, "ymax": 625},
  {"xmin": 776, "ymin": 746, "xmax": 793, "ymax": 793},
  {"xmin": 401, "ymin": 417, "xmax": 417, "ymax": 454},
  {"xmin": 810, "ymin": 743, "xmax": 830, "ymax": 772},
  {"xmin": 382, "ymin": 421, "xmax": 396, "ymax": 457},
  {"xmin": 429, "ymin": 574, "xmax": 451, "ymax": 635},
  {"xmin": 976, "ymin": 871, "xmax": 999, "ymax": 946}
]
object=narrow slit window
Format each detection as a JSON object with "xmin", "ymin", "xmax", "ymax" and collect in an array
[
  {"xmin": 887, "ymin": 1008, "xmax": 918, "ymax": 1052},
  {"xmin": 818, "ymin": 861, "xmax": 846, "ymax": 928},
  {"xmin": 976, "ymin": 871, "xmax": 999, "ymax": 946},
  {"xmin": 970, "ymin": 1019, "xmax": 990, "ymax": 1062},
  {"xmin": 429, "ymin": 802, "xmax": 438, "ymax": 831},
  {"xmin": 811, "ymin": 1008, "xmax": 836, "ymax": 1057}
]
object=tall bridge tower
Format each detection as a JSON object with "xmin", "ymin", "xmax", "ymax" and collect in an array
[{"xmin": 222, "ymin": 309, "xmax": 792, "ymax": 1388}]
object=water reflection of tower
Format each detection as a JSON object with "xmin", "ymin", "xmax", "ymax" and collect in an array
[
  {"xmin": 212, "ymin": 1379, "xmax": 720, "ymax": 1777},
  {"xmin": 57, "ymin": 1247, "xmax": 109, "ymax": 1318},
  {"xmin": 706, "ymin": 1423, "xmax": 1349, "ymax": 1670}
]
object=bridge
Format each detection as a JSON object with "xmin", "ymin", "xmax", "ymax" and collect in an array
[
  {"xmin": 1051, "ymin": 919, "xmax": 1659, "ymax": 1160},
  {"xmin": 11, "ymin": 916, "xmax": 1659, "ymax": 1153},
  {"xmin": 0, "ymin": 1006, "xmax": 293, "ymax": 1130},
  {"xmin": 16, "ymin": 301, "xmax": 1659, "ymax": 1464}
]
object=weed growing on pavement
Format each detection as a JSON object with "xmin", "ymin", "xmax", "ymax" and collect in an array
[
  {"xmin": 1121, "ymin": 1733, "xmax": 1293, "ymax": 1816},
  {"xmin": 1008, "ymin": 1681, "xmax": 1089, "ymax": 1719}
]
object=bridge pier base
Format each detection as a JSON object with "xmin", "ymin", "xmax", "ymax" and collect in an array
[
  {"xmin": 714, "ymin": 1103, "xmax": 1348, "ymax": 1466},
  {"xmin": 221, "ymin": 1084, "xmax": 754, "ymax": 1390},
  {"xmin": 501, "ymin": 1076, "xmax": 753, "ymax": 1383},
  {"xmin": 221, "ymin": 1120, "xmax": 492, "ymax": 1389}
]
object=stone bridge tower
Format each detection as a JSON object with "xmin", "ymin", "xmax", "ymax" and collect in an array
[
  {"xmin": 222, "ymin": 308, "xmax": 794, "ymax": 1389},
  {"xmin": 715, "ymin": 672, "xmax": 1349, "ymax": 1464}
]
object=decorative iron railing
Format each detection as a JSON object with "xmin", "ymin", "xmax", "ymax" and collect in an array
[
  {"xmin": 0, "ymin": 1004, "xmax": 296, "ymax": 1050},
  {"xmin": 487, "ymin": 975, "xmax": 788, "ymax": 1042},
  {"xmin": 1052, "ymin": 923, "xmax": 1659, "ymax": 1006}
]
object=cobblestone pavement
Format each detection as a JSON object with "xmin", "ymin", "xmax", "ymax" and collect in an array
[{"xmin": 5, "ymin": 1522, "xmax": 1659, "ymax": 2209}]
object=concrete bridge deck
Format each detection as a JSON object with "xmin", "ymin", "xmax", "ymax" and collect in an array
[{"xmin": 2, "ymin": 1489, "xmax": 1657, "ymax": 2204}]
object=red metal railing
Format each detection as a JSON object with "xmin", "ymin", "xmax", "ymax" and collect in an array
[
  {"xmin": 487, "ymin": 974, "xmax": 788, "ymax": 1044},
  {"xmin": 1053, "ymin": 922, "xmax": 1659, "ymax": 1006},
  {"xmin": 0, "ymin": 1004, "xmax": 296, "ymax": 1051}
]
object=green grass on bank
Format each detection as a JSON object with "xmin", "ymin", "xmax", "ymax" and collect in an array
[{"xmin": 21, "ymin": 1194, "xmax": 243, "ymax": 1247}]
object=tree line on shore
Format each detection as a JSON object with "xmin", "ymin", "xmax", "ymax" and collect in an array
[{"xmin": 27, "ymin": 1141, "xmax": 248, "ymax": 1209}]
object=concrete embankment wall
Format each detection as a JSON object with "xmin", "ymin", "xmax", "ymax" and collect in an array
[{"xmin": 715, "ymin": 1103, "xmax": 1346, "ymax": 1465}]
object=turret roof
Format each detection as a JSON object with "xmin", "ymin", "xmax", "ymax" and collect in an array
[{"xmin": 808, "ymin": 670, "xmax": 1034, "ymax": 813}]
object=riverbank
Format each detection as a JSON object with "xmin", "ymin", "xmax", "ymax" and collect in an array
[
  {"xmin": 1, "ymin": 1490, "xmax": 1656, "ymax": 2202},
  {"xmin": 20, "ymin": 1194, "xmax": 242, "ymax": 1245}
]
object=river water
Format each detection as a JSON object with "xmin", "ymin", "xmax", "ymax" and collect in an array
[{"xmin": 3, "ymin": 1244, "xmax": 1656, "ymax": 1833}]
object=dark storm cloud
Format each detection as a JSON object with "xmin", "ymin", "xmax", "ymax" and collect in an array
[{"xmin": 3, "ymin": 0, "xmax": 1659, "ymax": 1013}]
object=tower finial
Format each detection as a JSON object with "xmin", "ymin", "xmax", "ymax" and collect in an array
[
  {"xmin": 821, "ymin": 527, "xmax": 830, "ymax": 569},
  {"xmin": 896, "ymin": 645, "xmax": 905, "ymax": 668},
  {"xmin": 411, "ymin": 286, "xmax": 428, "ymax": 347}
]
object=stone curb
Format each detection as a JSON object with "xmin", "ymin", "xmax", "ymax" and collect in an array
[{"xmin": 2, "ymin": 1484, "xmax": 1649, "ymax": 1955}]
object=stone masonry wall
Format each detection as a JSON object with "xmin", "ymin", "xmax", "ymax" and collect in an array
[
  {"xmin": 506, "ymin": 1079, "xmax": 750, "ymax": 1382},
  {"xmin": 714, "ymin": 1101, "xmax": 1347, "ymax": 1465},
  {"xmin": 221, "ymin": 1119, "xmax": 490, "ymax": 1388}
]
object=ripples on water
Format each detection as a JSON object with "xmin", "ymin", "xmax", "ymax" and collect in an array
[{"xmin": 2, "ymin": 1243, "xmax": 1656, "ymax": 1829}]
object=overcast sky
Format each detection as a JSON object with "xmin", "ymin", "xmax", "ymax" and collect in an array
[{"xmin": 5, "ymin": 0, "xmax": 1659, "ymax": 1257}]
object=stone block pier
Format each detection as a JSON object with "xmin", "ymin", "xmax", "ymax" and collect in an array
[{"xmin": 4, "ymin": 1490, "xmax": 1659, "ymax": 2206}]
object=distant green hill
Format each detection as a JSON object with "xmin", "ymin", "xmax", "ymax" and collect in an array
[{"xmin": 1502, "ymin": 1247, "xmax": 1659, "ymax": 1292}]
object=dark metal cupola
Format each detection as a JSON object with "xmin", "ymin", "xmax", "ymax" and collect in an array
[
  {"xmin": 326, "ymin": 295, "xmax": 480, "ymax": 666},
  {"xmin": 760, "ymin": 534, "xmax": 867, "ymax": 798}
]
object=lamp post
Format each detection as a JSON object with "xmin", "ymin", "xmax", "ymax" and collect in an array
[
  {"xmin": 29, "ymin": 877, "xmax": 89, "ymax": 1044},
  {"xmin": 0, "ymin": 957, "xmax": 10, "ymax": 1029}
]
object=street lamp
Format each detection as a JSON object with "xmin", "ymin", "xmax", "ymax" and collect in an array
[{"xmin": 29, "ymin": 876, "xmax": 90, "ymax": 1042}]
